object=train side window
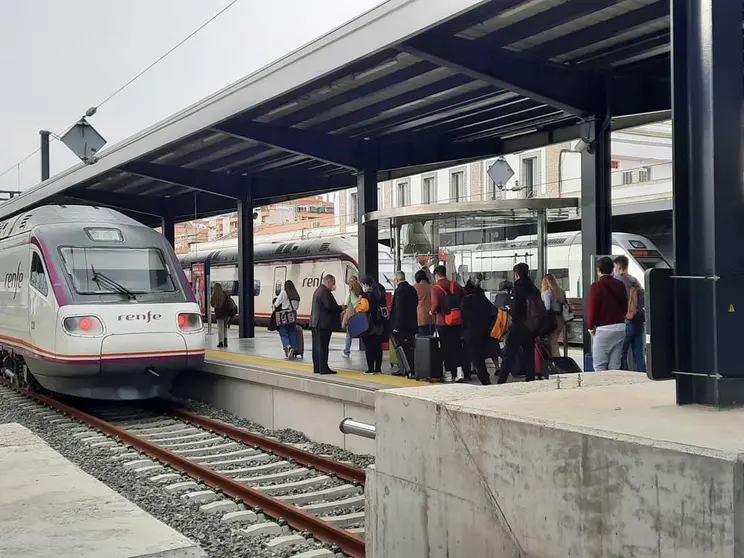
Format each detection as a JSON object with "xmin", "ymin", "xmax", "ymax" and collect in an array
[
  {"xmin": 345, "ymin": 265, "xmax": 356, "ymax": 285},
  {"xmin": 30, "ymin": 252, "xmax": 49, "ymax": 297},
  {"xmin": 253, "ymin": 280, "xmax": 260, "ymax": 296}
]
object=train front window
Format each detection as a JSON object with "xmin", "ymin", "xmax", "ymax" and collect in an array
[
  {"xmin": 628, "ymin": 249, "xmax": 671, "ymax": 271},
  {"xmin": 60, "ymin": 247, "xmax": 176, "ymax": 294}
]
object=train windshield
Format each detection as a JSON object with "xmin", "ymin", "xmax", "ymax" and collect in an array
[
  {"xmin": 629, "ymin": 249, "xmax": 671, "ymax": 270},
  {"xmin": 60, "ymin": 247, "xmax": 176, "ymax": 294}
]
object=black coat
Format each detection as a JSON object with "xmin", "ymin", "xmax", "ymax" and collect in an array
[
  {"xmin": 511, "ymin": 276, "xmax": 541, "ymax": 328},
  {"xmin": 461, "ymin": 285, "xmax": 495, "ymax": 343},
  {"xmin": 389, "ymin": 281, "xmax": 418, "ymax": 334},
  {"xmin": 310, "ymin": 285, "xmax": 341, "ymax": 330}
]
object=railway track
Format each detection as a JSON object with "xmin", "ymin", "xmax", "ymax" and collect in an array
[{"xmin": 0, "ymin": 384, "xmax": 367, "ymax": 558}]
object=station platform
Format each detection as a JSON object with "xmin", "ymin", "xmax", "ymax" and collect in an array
[
  {"xmin": 0, "ymin": 423, "xmax": 203, "ymax": 558},
  {"xmin": 174, "ymin": 326, "xmax": 584, "ymax": 454},
  {"xmin": 367, "ymin": 372, "xmax": 743, "ymax": 558}
]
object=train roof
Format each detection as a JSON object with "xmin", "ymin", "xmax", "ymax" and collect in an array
[
  {"xmin": 180, "ymin": 236, "xmax": 361, "ymax": 266},
  {"xmin": 0, "ymin": 205, "xmax": 140, "ymax": 241}
]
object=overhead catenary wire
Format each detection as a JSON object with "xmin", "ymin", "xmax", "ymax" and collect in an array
[{"xmin": 0, "ymin": 0, "xmax": 240, "ymax": 187}]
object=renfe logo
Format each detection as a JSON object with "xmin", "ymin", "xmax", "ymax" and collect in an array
[
  {"xmin": 5, "ymin": 262, "xmax": 23, "ymax": 299},
  {"xmin": 118, "ymin": 311, "xmax": 162, "ymax": 323},
  {"xmin": 301, "ymin": 273, "xmax": 325, "ymax": 289}
]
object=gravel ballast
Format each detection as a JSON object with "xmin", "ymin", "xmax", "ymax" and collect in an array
[
  {"xmin": 169, "ymin": 396, "xmax": 375, "ymax": 469},
  {"xmin": 0, "ymin": 389, "xmax": 341, "ymax": 558}
]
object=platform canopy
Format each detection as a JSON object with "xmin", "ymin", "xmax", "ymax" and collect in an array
[{"xmin": 0, "ymin": 0, "xmax": 696, "ymax": 227}]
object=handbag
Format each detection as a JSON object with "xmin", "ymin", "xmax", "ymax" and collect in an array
[
  {"xmin": 347, "ymin": 311, "xmax": 371, "ymax": 338},
  {"xmin": 276, "ymin": 308, "xmax": 297, "ymax": 326},
  {"xmin": 561, "ymin": 302, "xmax": 574, "ymax": 322}
]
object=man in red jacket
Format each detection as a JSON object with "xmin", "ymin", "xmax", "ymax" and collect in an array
[
  {"xmin": 586, "ymin": 256, "xmax": 628, "ymax": 371},
  {"xmin": 430, "ymin": 265, "xmax": 466, "ymax": 383}
]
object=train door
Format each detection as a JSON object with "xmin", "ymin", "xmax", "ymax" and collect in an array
[
  {"xmin": 28, "ymin": 250, "xmax": 55, "ymax": 351},
  {"xmin": 273, "ymin": 266, "xmax": 287, "ymax": 298}
]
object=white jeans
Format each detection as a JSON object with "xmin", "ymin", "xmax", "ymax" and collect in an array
[{"xmin": 592, "ymin": 324, "xmax": 625, "ymax": 371}]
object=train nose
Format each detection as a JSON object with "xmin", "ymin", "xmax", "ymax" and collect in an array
[{"xmin": 100, "ymin": 333, "xmax": 188, "ymax": 374}]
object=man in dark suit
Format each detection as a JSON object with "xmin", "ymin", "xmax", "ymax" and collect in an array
[
  {"xmin": 389, "ymin": 270, "xmax": 418, "ymax": 377},
  {"xmin": 310, "ymin": 274, "xmax": 341, "ymax": 375}
]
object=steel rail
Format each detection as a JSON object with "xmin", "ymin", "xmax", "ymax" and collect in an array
[
  {"xmin": 24, "ymin": 390, "xmax": 365, "ymax": 558},
  {"xmin": 168, "ymin": 408, "xmax": 367, "ymax": 485}
]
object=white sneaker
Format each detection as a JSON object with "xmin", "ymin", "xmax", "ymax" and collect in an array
[
  {"xmin": 443, "ymin": 371, "xmax": 453, "ymax": 383},
  {"xmin": 455, "ymin": 368, "xmax": 465, "ymax": 383}
]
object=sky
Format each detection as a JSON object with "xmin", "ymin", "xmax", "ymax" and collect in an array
[{"xmin": 0, "ymin": 0, "xmax": 385, "ymax": 192}]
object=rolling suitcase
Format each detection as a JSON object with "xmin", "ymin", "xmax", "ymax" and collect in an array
[
  {"xmin": 391, "ymin": 334, "xmax": 413, "ymax": 376},
  {"xmin": 293, "ymin": 325, "xmax": 304, "ymax": 358},
  {"xmin": 389, "ymin": 338, "xmax": 399, "ymax": 370},
  {"xmin": 414, "ymin": 335, "xmax": 442, "ymax": 381},
  {"xmin": 551, "ymin": 356, "xmax": 581, "ymax": 373}
]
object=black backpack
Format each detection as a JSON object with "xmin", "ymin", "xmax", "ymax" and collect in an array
[{"xmin": 524, "ymin": 294, "xmax": 556, "ymax": 336}]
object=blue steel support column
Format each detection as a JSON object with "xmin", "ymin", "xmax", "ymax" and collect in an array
[
  {"xmin": 237, "ymin": 190, "xmax": 255, "ymax": 339},
  {"xmin": 672, "ymin": 0, "xmax": 744, "ymax": 406},
  {"xmin": 357, "ymin": 168, "xmax": 378, "ymax": 278},
  {"xmin": 580, "ymin": 116, "xmax": 612, "ymax": 356},
  {"xmin": 160, "ymin": 214, "xmax": 175, "ymax": 247}
]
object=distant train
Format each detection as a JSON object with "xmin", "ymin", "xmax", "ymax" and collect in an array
[
  {"xmin": 453, "ymin": 231, "xmax": 670, "ymax": 296},
  {"xmin": 0, "ymin": 205, "xmax": 205, "ymax": 400},
  {"xmin": 179, "ymin": 237, "xmax": 395, "ymax": 326}
]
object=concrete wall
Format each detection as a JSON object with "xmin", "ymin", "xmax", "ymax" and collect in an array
[
  {"xmin": 175, "ymin": 364, "xmax": 375, "ymax": 455},
  {"xmin": 368, "ymin": 373, "xmax": 744, "ymax": 558}
]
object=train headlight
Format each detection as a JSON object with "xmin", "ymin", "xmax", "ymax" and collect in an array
[
  {"xmin": 177, "ymin": 313, "xmax": 202, "ymax": 332},
  {"xmin": 63, "ymin": 316, "xmax": 104, "ymax": 336}
]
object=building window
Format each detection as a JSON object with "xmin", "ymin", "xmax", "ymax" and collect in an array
[
  {"xmin": 422, "ymin": 175, "xmax": 437, "ymax": 204},
  {"xmin": 450, "ymin": 170, "xmax": 466, "ymax": 202},
  {"xmin": 377, "ymin": 186, "xmax": 383, "ymax": 209},
  {"xmin": 638, "ymin": 166, "xmax": 652, "ymax": 182},
  {"xmin": 396, "ymin": 181, "xmax": 411, "ymax": 207},
  {"xmin": 521, "ymin": 157, "xmax": 536, "ymax": 198},
  {"xmin": 622, "ymin": 171, "xmax": 634, "ymax": 185},
  {"xmin": 349, "ymin": 192, "xmax": 358, "ymax": 223}
]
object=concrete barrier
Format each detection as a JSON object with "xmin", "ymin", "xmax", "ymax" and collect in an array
[
  {"xmin": 368, "ymin": 372, "xmax": 744, "ymax": 557},
  {"xmin": 174, "ymin": 362, "xmax": 375, "ymax": 454}
]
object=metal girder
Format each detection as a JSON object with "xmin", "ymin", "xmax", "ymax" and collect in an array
[
  {"xmin": 213, "ymin": 119, "xmax": 365, "ymax": 170},
  {"xmin": 402, "ymin": 35, "xmax": 671, "ymax": 118},
  {"xmin": 374, "ymin": 137, "xmax": 502, "ymax": 171},
  {"xmin": 66, "ymin": 189, "xmax": 165, "ymax": 217},
  {"xmin": 119, "ymin": 161, "xmax": 240, "ymax": 199},
  {"xmin": 477, "ymin": 0, "xmax": 623, "ymax": 50},
  {"xmin": 167, "ymin": 192, "xmax": 235, "ymax": 221},
  {"xmin": 526, "ymin": 2, "xmax": 669, "ymax": 59},
  {"xmin": 401, "ymin": 35, "xmax": 599, "ymax": 116}
]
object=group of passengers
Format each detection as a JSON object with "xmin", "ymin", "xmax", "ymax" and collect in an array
[{"xmin": 255, "ymin": 253, "xmax": 646, "ymax": 379}]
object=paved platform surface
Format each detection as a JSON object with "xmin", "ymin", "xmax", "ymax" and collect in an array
[
  {"xmin": 205, "ymin": 327, "xmax": 585, "ymax": 387},
  {"xmin": 0, "ymin": 423, "xmax": 204, "ymax": 558}
]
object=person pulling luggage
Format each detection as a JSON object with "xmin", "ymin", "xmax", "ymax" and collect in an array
[
  {"xmin": 273, "ymin": 280, "xmax": 301, "ymax": 358},
  {"xmin": 389, "ymin": 271, "xmax": 417, "ymax": 377}
]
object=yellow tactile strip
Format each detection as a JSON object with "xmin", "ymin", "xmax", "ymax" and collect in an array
[{"xmin": 205, "ymin": 349, "xmax": 419, "ymax": 388}]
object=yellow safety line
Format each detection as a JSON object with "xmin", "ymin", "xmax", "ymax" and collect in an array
[{"xmin": 205, "ymin": 349, "xmax": 418, "ymax": 388}]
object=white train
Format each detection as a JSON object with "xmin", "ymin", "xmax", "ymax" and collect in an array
[
  {"xmin": 0, "ymin": 205, "xmax": 205, "ymax": 400},
  {"xmin": 179, "ymin": 237, "xmax": 395, "ymax": 326},
  {"xmin": 451, "ymin": 231, "xmax": 670, "ymax": 295}
]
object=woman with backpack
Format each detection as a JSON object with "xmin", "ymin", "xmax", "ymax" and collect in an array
[
  {"xmin": 355, "ymin": 275, "xmax": 388, "ymax": 375},
  {"xmin": 342, "ymin": 276, "xmax": 363, "ymax": 357},
  {"xmin": 541, "ymin": 273, "xmax": 567, "ymax": 357},
  {"xmin": 211, "ymin": 283, "xmax": 236, "ymax": 349},
  {"xmin": 273, "ymin": 280, "xmax": 301, "ymax": 358}
]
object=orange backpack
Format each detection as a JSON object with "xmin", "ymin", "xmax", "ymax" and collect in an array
[
  {"xmin": 490, "ymin": 308, "xmax": 511, "ymax": 341},
  {"xmin": 435, "ymin": 282, "xmax": 463, "ymax": 326}
]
